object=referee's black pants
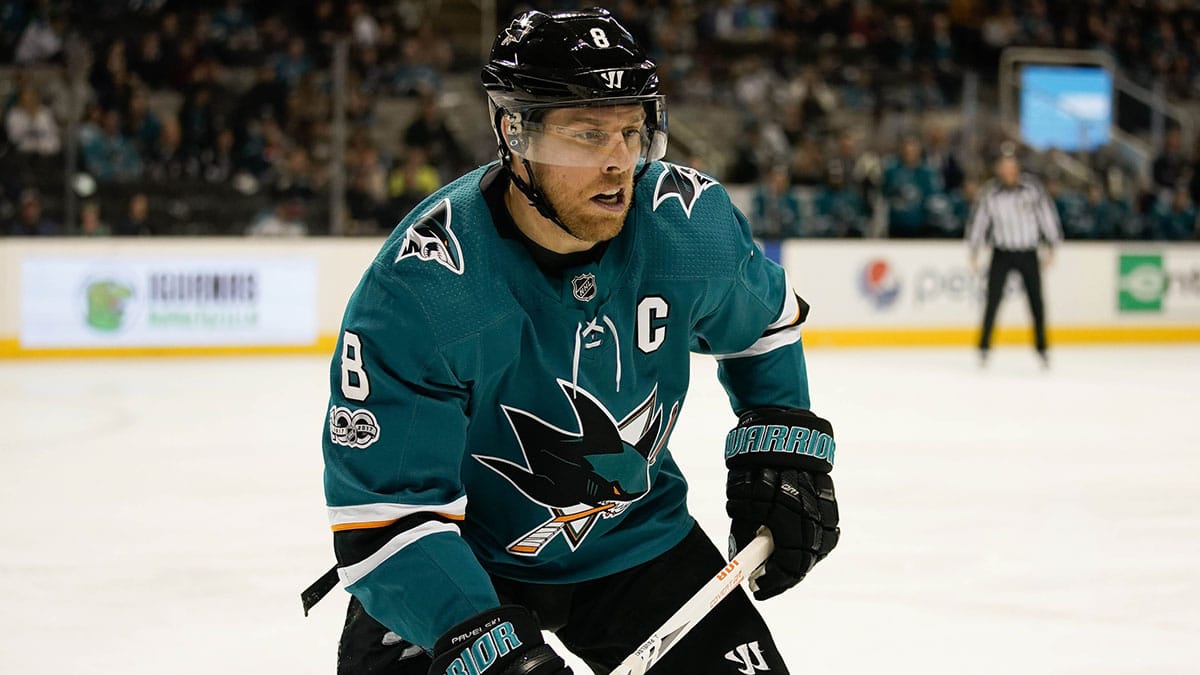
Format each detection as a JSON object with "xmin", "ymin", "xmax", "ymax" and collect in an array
[{"xmin": 979, "ymin": 248, "xmax": 1047, "ymax": 354}]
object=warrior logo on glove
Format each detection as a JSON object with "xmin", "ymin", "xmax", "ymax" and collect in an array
[
  {"xmin": 724, "ymin": 420, "xmax": 835, "ymax": 466},
  {"xmin": 726, "ymin": 407, "xmax": 840, "ymax": 600}
]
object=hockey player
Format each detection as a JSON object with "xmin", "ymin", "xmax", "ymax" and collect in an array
[{"xmin": 319, "ymin": 8, "xmax": 840, "ymax": 674}]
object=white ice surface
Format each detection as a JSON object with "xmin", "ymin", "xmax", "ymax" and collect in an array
[{"xmin": 1, "ymin": 345, "xmax": 1198, "ymax": 674}]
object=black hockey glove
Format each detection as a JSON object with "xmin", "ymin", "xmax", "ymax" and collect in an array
[
  {"xmin": 429, "ymin": 605, "xmax": 572, "ymax": 675},
  {"xmin": 725, "ymin": 407, "xmax": 839, "ymax": 601}
]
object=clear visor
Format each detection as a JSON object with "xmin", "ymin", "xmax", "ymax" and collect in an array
[{"xmin": 506, "ymin": 96, "xmax": 667, "ymax": 169}]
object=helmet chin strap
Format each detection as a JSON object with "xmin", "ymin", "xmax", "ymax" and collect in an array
[
  {"xmin": 493, "ymin": 105, "xmax": 580, "ymax": 239},
  {"xmin": 505, "ymin": 157, "xmax": 582, "ymax": 240},
  {"xmin": 505, "ymin": 157, "xmax": 654, "ymax": 242}
]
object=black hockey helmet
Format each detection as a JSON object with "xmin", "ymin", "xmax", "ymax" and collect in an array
[{"xmin": 482, "ymin": 7, "xmax": 667, "ymax": 170}]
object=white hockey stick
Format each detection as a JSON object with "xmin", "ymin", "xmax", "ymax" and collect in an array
[{"xmin": 608, "ymin": 529, "xmax": 774, "ymax": 675}]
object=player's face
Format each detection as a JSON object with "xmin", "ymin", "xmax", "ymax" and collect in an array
[{"xmin": 525, "ymin": 105, "xmax": 645, "ymax": 242}]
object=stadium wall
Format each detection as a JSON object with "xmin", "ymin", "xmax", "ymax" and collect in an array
[{"xmin": 2, "ymin": 238, "xmax": 1198, "ymax": 358}]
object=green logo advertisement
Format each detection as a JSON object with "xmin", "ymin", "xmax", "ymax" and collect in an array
[
  {"xmin": 1118, "ymin": 254, "xmax": 1167, "ymax": 312},
  {"xmin": 85, "ymin": 280, "xmax": 134, "ymax": 331}
]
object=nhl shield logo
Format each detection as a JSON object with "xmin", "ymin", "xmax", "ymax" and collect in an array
[{"xmin": 571, "ymin": 273, "xmax": 597, "ymax": 302}]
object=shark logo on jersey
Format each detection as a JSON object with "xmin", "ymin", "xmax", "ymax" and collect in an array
[
  {"xmin": 474, "ymin": 381, "xmax": 680, "ymax": 556},
  {"xmin": 396, "ymin": 198, "xmax": 464, "ymax": 275},
  {"xmin": 652, "ymin": 163, "xmax": 717, "ymax": 219}
]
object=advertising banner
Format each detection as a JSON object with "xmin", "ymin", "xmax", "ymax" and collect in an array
[
  {"xmin": 780, "ymin": 243, "xmax": 1064, "ymax": 327},
  {"xmin": 20, "ymin": 256, "xmax": 318, "ymax": 348},
  {"xmin": 775, "ymin": 242, "xmax": 1185, "ymax": 329},
  {"xmin": 1116, "ymin": 249, "xmax": 1200, "ymax": 317}
]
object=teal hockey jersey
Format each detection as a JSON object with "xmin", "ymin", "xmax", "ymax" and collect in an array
[{"xmin": 322, "ymin": 161, "xmax": 812, "ymax": 649}]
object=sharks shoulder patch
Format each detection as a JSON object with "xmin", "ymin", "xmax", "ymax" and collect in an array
[
  {"xmin": 652, "ymin": 163, "xmax": 718, "ymax": 219},
  {"xmin": 396, "ymin": 198, "xmax": 465, "ymax": 275}
]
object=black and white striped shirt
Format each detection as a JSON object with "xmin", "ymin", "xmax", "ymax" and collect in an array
[{"xmin": 966, "ymin": 174, "xmax": 1062, "ymax": 252}]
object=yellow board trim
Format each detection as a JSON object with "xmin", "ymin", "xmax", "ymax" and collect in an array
[
  {"xmin": 3, "ymin": 326, "xmax": 1200, "ymax": 359},
  {"xmin": 0, "ymin": 335, "xmax": 339, "ymax": 359},
  {"xmin": 801, "ymin": 325, "xmax": 1200, "ymax": 348}
]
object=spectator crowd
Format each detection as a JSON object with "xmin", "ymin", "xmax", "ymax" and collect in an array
[
  {"xmin": 2, "ymin": 0, "xmax": 470, "ymax": 236},
  {"xmin": 2, "ymin": 0, "xmax": 1199, "ymax": 241}
]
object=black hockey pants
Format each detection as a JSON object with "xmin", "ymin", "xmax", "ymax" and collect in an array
[{"xmin": 336, "ymin": 522, "xmax": 791, "ymax": 674}]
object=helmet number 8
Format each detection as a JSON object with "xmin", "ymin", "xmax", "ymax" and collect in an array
[{"xmin": 590, "ymin": 27, "xmax": 609, "ymax": 48}]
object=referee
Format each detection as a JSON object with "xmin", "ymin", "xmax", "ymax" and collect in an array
[{"xmin": 966, "ymin": 152, "xmax": 1062, "ymax": 367}]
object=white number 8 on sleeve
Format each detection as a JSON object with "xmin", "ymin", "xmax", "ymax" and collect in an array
[{"xmin": 340, "ymin": 331, "xmax": 371, "ymax": 401}]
